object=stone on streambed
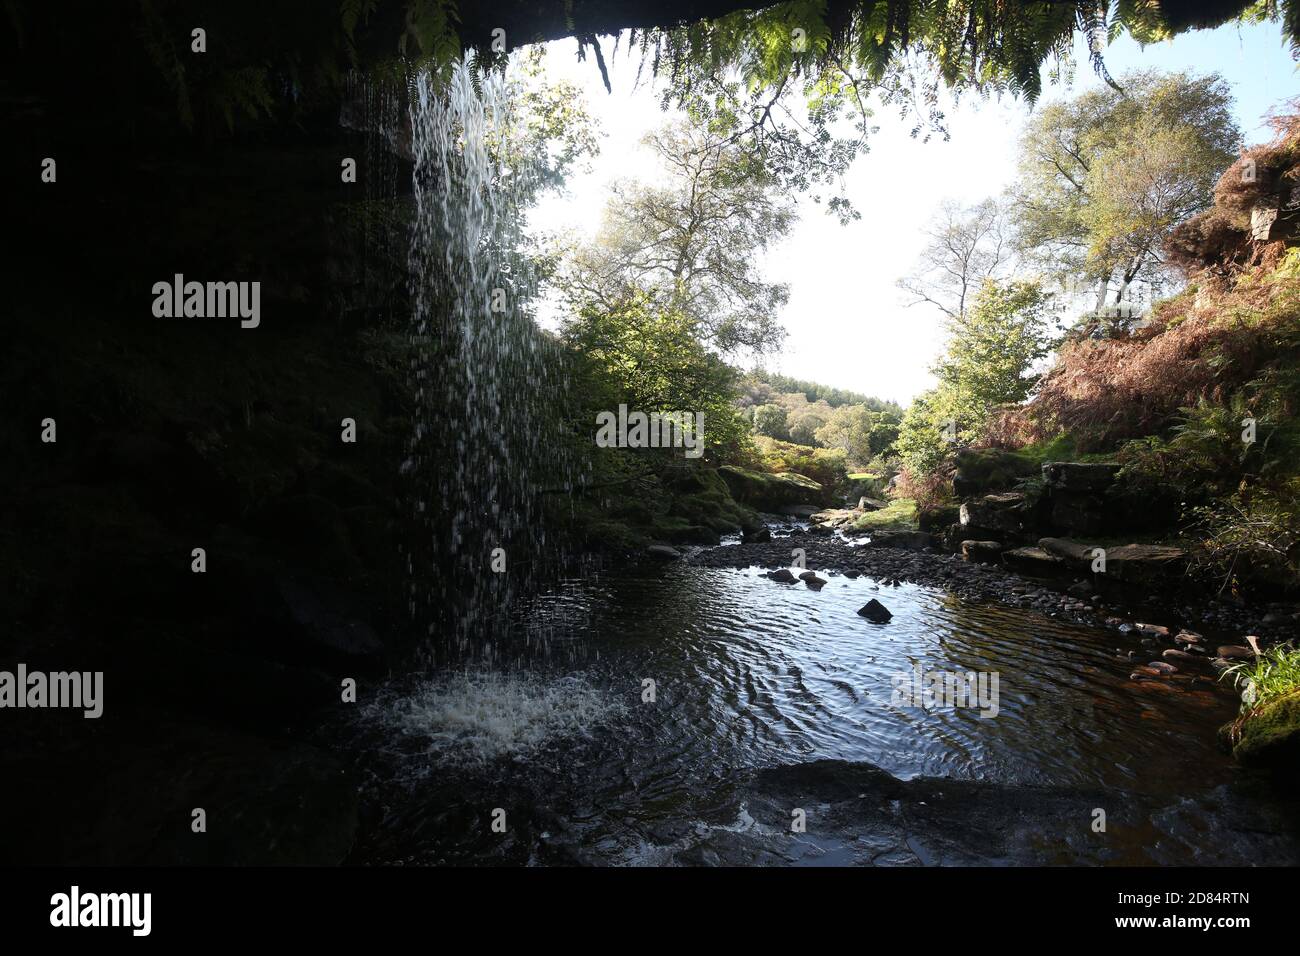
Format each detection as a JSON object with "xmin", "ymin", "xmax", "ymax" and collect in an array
[
  {"xmin": 767, "ymin": 568, "xmax": 797, "ymax": 583},
  {"xmin": 1163, "ymin": 648, "xmax": 1212, "ymax": 669},
  {"xmin": 646, "ymin": 545, "xmax": 681, "ymax": 561},
  {"xmin": 857, "ymin": 598, "xmax": 892, "ymax": 623},
  {"xmin": 742, "ymin": 526, "xmax": 771, "ymax": 543},
  {"xmin": 1130, "ymin": 666, "xmax": 1170, "ymax": 680},
  {"xmin": 1216, "ymin": 645, "xmax": 1256, "ymax": 660},
  {"xmin": 1127, "ymin": 679, "xmax": 1180, "ymax": 694},
  {"xmin": 1135, "ymin": 623, "xmax": 1170, "ymax": 639},
  {"xmin": 961, "ymin": 540, "xmax": 1004, "ymax": 564},
  {"xmin": 802, "ymin": 574, "xmax": 827, "ymax": 590}
]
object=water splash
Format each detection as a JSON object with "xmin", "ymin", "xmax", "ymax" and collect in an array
[
  {"xmin": 402, "ymin": 54, "xmax": 585, "ymax": 660},
  {"xmin": 364, "ymin": 670, "xmax": 625, "ymax": 767}
]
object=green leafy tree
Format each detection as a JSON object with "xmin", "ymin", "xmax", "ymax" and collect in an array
[
  {"xmin": 1012, "ymin": 70, "xmax": 1239, "ymax": 312},
  {"xmin": 752, "ymin": 403, "xmax": 789, "ymax": 440},
  {"xmin": 785, "ymin": 400, "xmax": 835, "ymax": 446},
  {"xmin": 934, "ymin": 280, "xmax": 1055, "ymax": 417},
  {"xmin": 895, "ymin": 388, "xmax": 961, "ymax": 478},
  {"xmin": 563, "ymin": 117, "xmax": 793, "ymax": 357},
  {"xmin": 562, "ymin": 293, "xmax": 750, "ymax": 460},
  {"xmin": 743, "ymin": 369, "xmax": 902, "ymax": 412},
  {"xmin": 898, "ymin": 279, "xmax": 1053, "ymax": 476},
  {"xmin": 815, "ymin": 405, "xmax": 901, "ymax": 463}
]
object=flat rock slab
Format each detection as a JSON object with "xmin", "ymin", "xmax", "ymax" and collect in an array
[
  {"xmin": 1106, "ymin": 544, "xmax": 1188, "ymax": 584},
  {"xmin": 811, "ymin": 508, "xmax": 859, "ymax": 530},
  {"xmin": 1002, "ymin": 546, "xmax": 1066, "ymax": 576},
  {"xmin": 1038, "ymin": 537, "xmax": 1098, "ymax": 565}
]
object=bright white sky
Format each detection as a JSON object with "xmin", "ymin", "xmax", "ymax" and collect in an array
[{"xmin": 529, "ymin": 21, "xmax": 1297, "ymax": 405}]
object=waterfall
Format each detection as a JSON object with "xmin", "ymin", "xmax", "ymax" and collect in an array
[{"xmin": 401, "ymin": 54, "xmax": 584, "ymax": 663}]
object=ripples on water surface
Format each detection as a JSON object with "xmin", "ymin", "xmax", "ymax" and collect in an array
[{"xmin": 351, "ymin": 564, "xmax": 1299, "ymax": 866}]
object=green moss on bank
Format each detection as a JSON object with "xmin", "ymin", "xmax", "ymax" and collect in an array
[
  {"xmin": 847, "ymin": 497, "xmax": 918, "ymax": 533},
  {"xmin": 1224, "ymin": 689, "xmax": 1300, "ymax": 768}
]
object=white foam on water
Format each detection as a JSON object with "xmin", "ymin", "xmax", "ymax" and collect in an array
[{"xmin": 366, "ymin": 671, "xmax": 626, "ymax": 765}]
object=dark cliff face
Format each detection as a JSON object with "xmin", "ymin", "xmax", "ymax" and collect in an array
[{"xmin": 0, "ymin": 6, "xmax": 424, "ymax": 864}]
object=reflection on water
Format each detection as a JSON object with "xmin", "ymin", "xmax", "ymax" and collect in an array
[{"xmin": 349, "ymin": 564, "xmax": 1299, "ymax": 866}]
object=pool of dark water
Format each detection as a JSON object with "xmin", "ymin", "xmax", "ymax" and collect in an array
[{"xmin": 347, "ymin": 561, "xmax": 1300, "ymax": 866}]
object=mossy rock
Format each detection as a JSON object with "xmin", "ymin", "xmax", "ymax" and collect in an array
[
  {"xmin": 718, "ymin": 465, "xmax": 826, "ymax": 509},
  {"xmin": 952, "ymin": 449, "xmax": 1039, "ymax": 498},
  {"xmin": 917, "ymin": 503, "xmax": 959, "ymax": 532},
  {"xmin": 1225, "ymin": 689, "xmax": 1300, "ymax": 769},
  {"xmin": 651, "ymin": 516, "xmax": 721, "ymax": 545}
]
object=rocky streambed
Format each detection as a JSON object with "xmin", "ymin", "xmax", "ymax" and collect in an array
[
  {"xmin": 685, "ymin": 529, "xmax": 1300, "ymax": 767},
  {"xmin": 689, "ymin": 532, "xmax": 1297, "ymax": 644}
]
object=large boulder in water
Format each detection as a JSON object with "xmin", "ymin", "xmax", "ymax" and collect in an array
[
  {"xmin": 857, "ymin": 599, "xmax": 893, "ymax": 623},
  {"xmin": 810, "ymin": 508, "xmax": 860, "ymax": 531}
]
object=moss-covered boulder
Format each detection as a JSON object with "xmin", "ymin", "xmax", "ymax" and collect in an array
[
  {"xmin": 917, "ymin": 503, "xmax": 960, "ymax": 532},
  {"xmin": 665, "ymin": 467, "xmax": 760, "ymax": 533},
  {"xmin": 718, "ymin": 465, "xmax": 827, "ymax": 509},
  {"xmin": 1222, "ymin": 690, "xmax": 1300, "ymax": 769},
  {"xmin": 952, "ymin": 449, "xmax": 1039, "ymax": 497}
]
